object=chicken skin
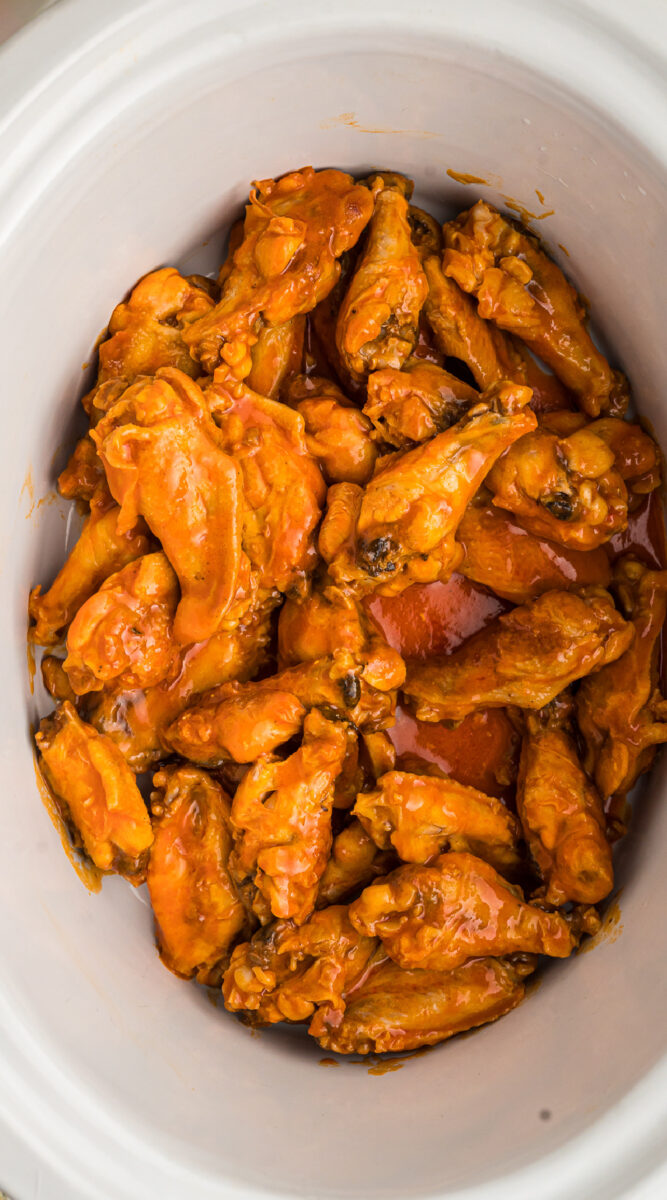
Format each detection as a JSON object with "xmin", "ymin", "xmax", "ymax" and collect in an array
[
  {"xmin": 403, "ymin": 587, "xmax": 633, "ymax": 722},
  {"xmin": 166, "ymin": 683, "xmax": 307, "ymax": 766},
  {"xmin": 487, "ymin": 426, "xmax": 628, "ymax": 548},
  {"xmin": 443, "ymin": 202, "xmax": 629, "ymax": 416},
  {"xmin": 205, "ymin": 368, "xmax": 326, "ymax": 593},
  {"xmin": 353, "ymin": 770, "xmax": 520, "ymax": 873},
  {"xmin": 457, "ymin": 503, "xmax": 612, "ymax": 603},
  {"xmin": 88, "ymin": 614, "xmax": 271, "ymax": 771},
  {"xmin": 316, "ymin": 819, "xmax": 396, "ymax": 907},
  {"xmin": 335, "ymin": 177, "xmax": 428, "ymax": 384},
  {"xmin": 36, "ymin": 702, "xmax": 153, "ymax": 881},
  {"xmin": 222, "ymin": 905, "xmax": 377, "ymax": 1024},
  {"xmin": 517, "ymin": 702, "xmax": 613, "ymax": 906},
  {"xmin": 147, "ymin": 765, "xmax": 250, "ymax": 985},
  {"xmin": 29, "ymin": 497, "xmax": 152, "ymax": 646},
  {"xmin": 320, "ymin": 383, "xmax": 537, "ymax": 594},
  {"xmin": 286, "ymin": 374, "xmax": 377, "ymax": 486},
  {"xmin": 230, "ymin": 711, "xmax": 349, "ymax": 924},
  {"xmin": 165, "ymin": 651, "xmax": 399, "ymax": 767},
  {"xmin": 93, "ymin": 368, "xmax": 251, "ymax": 644},
  {"xmin": 64, "ymin": 552, "xmax": 178, "ymax": 694},
  {"xmin": 577, "ymin": 557, "xmax": 667, "ymax": 806},
  {"xmin": 183, "ymin": 167, "xmax": 373, "ymax": 375},
  {"xmin": 363, "ymin": 359, "xmax": 478, "ymax": 448},
  {"xmin": 422, "ymin": 254, "xmax": 572, "ymax": 412},
  {"xmin": 277, "ymin": 583, "xmax": 405, "ymax": 693},
  {"xmin": 246, "ymin": 314, "xmax": 305, "ymax": 399},
  {"xmin": 58, "ymin": 435, "xmax": 107, "ymax": 505},
  {"xmin": 349, "ymin": 852, "xmax": 575, "ymax": 971},
  {"xmin": 83, "ymin": 267, "xmax": 215, "ymax": 423},
  {"xmin": 311, "ymin": 954, "xmax": 532, "ymax": 1055}
]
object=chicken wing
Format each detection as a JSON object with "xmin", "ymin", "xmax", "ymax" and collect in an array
[
  {"xmin": 517, "ymin": 702, "xmax": 613, "ymax": 905},
  {"xmin": 29, "ymin": 497, "xmax": 152, "ymax": 646},
  {"xmin": 93, "ymin": 368, "xmax": 252, "ymax": 644},
  {"xmin": 87, "ymin": 612, "xmax": 271, "ymax": 771},
  {"xmin": 41, "ymin": 655, "xmax": 77, "ymax": 703},
  {"xmin": 246, "ymin": 314, "xmax": 305, "ymax": 398},
  {"xmin": 230, "ymin": 710, "xmax": 349, "ymax": 923},
  {"xmin": 165, "ymin": 684, "xmax": 307, "ymax": 766},
  {"xmin": 286, "ymin": 374, "xmax": 377, "ymax": 485},
  {"xmin": 64, "ymin": 552, "xmax": 178, "ymax": 694},
  {"xmin": 442, "ymin": 202, "xmax": 629, "ymax": 416},
  {"xmin": 577, "ymin": 557, "xmax": 667, "ymax": 806},
  {"xmin": 58, "ymin": 435, "xmax": 107, "ymax": 505},
  {"xmin": 422, "ymin": 254, "xmax": 572, "ymax": 412},
  {"xmin": 349, "ymin": 852, "xmax": 575, "ymax": 971},
  {"xmin": 457, "ymin": 502, "xmax": 611, "ymax": 602},
  {"xmin": 403, "ymin": 587, "xmax": 633, "ymax": 722},
  {"xmin": 205, "ymin": 368, "xmax": 326, "ymax": 593},
  {"xmin": 165, "ymin": 650, "xmax": 398, "ymax": 767},
  {"xmin": 353, "ymin": 769, "xmax": 520, "ymax": 873},
  {"xmin": 310, "ymin": 955, "xmax": 532, "ymax": 1054},
  {"xmin": 335, "ymin": 176, "xmax": 428, "ymax": 384},
  {"xmin": 363, "ymin": 359, "xmax": 479, "ymax": 448},
  {"xmin": 222, "ymin": 905, "xmax": 377, "ymax": 1024},
  {"xmin": 487, "ymin": 426, "xmax": 628, "ymax": 548},
  {"xmin": 316, "ymin": 819, "xmax": 396, "ymax": 907},
  {"xmin": 83, "ymin": 267, "xmax": 215, "ymax": 423},
  {"xmin": 147, "ymin": 765, "xmax": 250, "ymax": 985},
  {"xmin": 320, "ymin": 383, "xmax": 537, "ymax": 594},
  {"xmin": 588, "ymin": 418, "xmax": 661, "ymax": 500},
  {"xmin": 35, "ymin": 701, "xmax": 153, "ymax": 881},
  {"xmin": 183, "ymin": 167, "xmax": 373, "ymax": 374},
  {"xmin": 277, "ymin": 582, "xmax": 405, "ymax": 693}
]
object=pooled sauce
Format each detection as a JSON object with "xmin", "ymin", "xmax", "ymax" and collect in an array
[
  {"xmin": 367, "ymin": 575, "xmax": 506, "ymax": 660},
  {"xmin": 607, "ymin": 491, "xmax": 667, "ymax": 569},
  {"xmin": 367, "ymin": 575, "xmax": 516, "ymax": 800},
  {"xmin": 388, "ymin": 706, "xmax": 519, "ymax": 803}
]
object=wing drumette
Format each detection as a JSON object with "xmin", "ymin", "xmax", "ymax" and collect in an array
[
  {"xmin": 442, "ymin": 201, "xmax": 629, "ymax": 416},
  {"xmin": 320, "ymin": 382, "xmax": 537, "ymax": 594},
  {"xmin": 335, "ymin": 175, "xmax": 427, "ymax": 384}
]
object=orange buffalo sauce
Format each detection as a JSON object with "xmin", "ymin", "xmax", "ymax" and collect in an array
[{"xmin": 367, "ymin": 575, "xmax": 517, "ymax": 799}]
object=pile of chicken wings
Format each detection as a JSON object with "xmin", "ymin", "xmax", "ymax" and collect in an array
[{"xmin": 31, "ymin": 167, "xmax": 667, "ymax": 1056}]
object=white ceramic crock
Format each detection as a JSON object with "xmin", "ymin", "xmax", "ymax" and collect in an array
[{"xmin": 1, "ymin": 1, "xmax": 666, "ymax": 1197}]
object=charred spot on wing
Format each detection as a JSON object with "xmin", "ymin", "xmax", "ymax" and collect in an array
[
  {"xmin": 542, "ymin": 491, "xmax": 574, "ymax": 520},
  {"xmin": 358, "ymin": 535, "xmax": 398, "ymax": 575},
  {"xmin": 340, "ymin": 673, "xmax": 362, "ymax": 707}
]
